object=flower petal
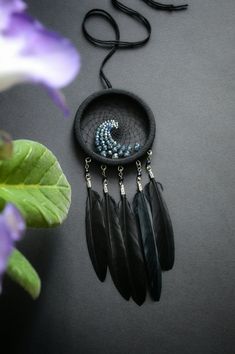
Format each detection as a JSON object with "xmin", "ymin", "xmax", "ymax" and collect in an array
[
  {"xmin": 0, "ymin": 13, "xmax": 80, "ymax": 91},
  {"xmin": 44, "ymin": 87, "xmax": 70, "ymax": 117},
  {"xmin": 0, "ymin": 216, "xmax": 13, "ymax": 272},
  {"xmin": 3, "ymin": 203, "xmax": 25, "ymax": 241},
  {"xmin": 0, "ymin": 4, "xmax": 80, "ymax": 114},
  {"xmin": 0, "ymin": 214, "xmax": 14, "ymax": 292},
  {"xmin": 0, "ymin": 0, "xmax": 26, "ymax": 31},
  {"xmin": 0, "ymin": 203, "xmax": 25, "ymax": 292}
]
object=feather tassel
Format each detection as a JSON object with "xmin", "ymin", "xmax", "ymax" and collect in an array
[
  {"xmin": 86, "ymin": 187, "xmax": 108, "ymax": 282},
  {"xmin": 119, "ymin": 191, "xmax": 147, "ymax": 306},
  {"xmin": 145, "ymin": 178, "xmax": 175, "ymax": 270},
  {"xmin": 104, "ymin": 191, "xmax": 131, "ymax": 300},
  {"xmin": 101, "ymin": 165, "xmax": 130, "ymax": 300},
  {"xmin": 133, "ymin": 190, "xmax": 162, "ymax": 301},
  {"xmin": 133, "ymin": 161, "xmax": 162, "ymax": 301}
]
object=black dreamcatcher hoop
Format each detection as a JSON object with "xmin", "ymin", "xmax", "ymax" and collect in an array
[
  {"xmin": 74, "ymin": 89, "xmax": 156, "ymax": 165},
  {"xmin": 74, "ymin": 0, "xmax": 188, "ymax": 305}
]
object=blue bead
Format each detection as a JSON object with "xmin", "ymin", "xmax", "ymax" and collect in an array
[
  {"xmin": 97, "ymin": 146, "xmax": 102, "ymax": 152},
  {"xmin": 122, "ymin": 145, "xmax": 126, "ymax": 151},
  {"xmin": 112, "ymin": 147, "xmax": 118, "ymax": 153},
  {"xmin": 112, "ymin": 153, "xmax": 119, "ymax": 159},
  {"xmin": 102, "ymin": 145, "xmax": 107, "ymax": 151},
  {"xmin": 118, "ymin": 150, "xmax": 123, "ymax": 157},
  {"xmin": 134, "ymin": 143, "xmax": 141, "ymax": 152},
  {"xmin": 116, "ymin": 144, "xmax": 121, "ymax": 149},
  {"xmin": 124, "ymin": 151, "xmax": 130, "ymax": 157},
  {"xmin": 107, "ymin": 150, "xmax": 112, "ymax": 156},
  {"xmin": 101, "ymin": 151, "xmax": 107, "ymax": 157},
  {"xmin": 127, "ymin": 145, "xmax": 132, "ymax": 151}
]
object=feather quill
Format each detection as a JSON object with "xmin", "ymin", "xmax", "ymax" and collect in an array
[
  {"xmin": 145, "ymin": 178, "xmax": 175, "ymax": 270},
  {"xmin": 104, "ymin": 192, "xmax": 131, "ymax": 300},
  {"xmin": 119, "ymin": 194, "xmax": 147, "ymax": 305},
  {"xmin": 86, "ymin": 188, "xmax": 107, "ymax": 281},
  {"xmin": 133, "ymin": 190, "xmax": 162, "ymax": 301}
]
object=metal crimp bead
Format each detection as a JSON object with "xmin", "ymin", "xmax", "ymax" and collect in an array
[{"xmin": 103, "ymin": 179, "xmax": 108, "ymax": 194}]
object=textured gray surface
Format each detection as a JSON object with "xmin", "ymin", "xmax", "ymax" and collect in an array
[{"xmin": 0, "ymin": 1, "xmax": 235, "ymax": 353}]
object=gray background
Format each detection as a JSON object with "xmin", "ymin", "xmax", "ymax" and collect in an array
[{"xmin": 0, "ymin": 0, "xmax": 234, "ymax": 353}]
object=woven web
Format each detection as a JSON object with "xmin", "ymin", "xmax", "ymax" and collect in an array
[{"xmin": 80, "ymin": 93, "xmax": 149, "ymax": 155}]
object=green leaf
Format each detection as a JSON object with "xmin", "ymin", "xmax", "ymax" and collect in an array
[
  {"xmin": 6, "ymin": 249, "xmax": 41, "ymax": 299},
  {"xmin": 0, "ymin": 140, "xmax": 71, "ymax": 227}
]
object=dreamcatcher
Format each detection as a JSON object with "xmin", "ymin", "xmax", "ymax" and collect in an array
[{"xmin": 74, "ymin": 0, "xmax": 188, "ymax": 305}]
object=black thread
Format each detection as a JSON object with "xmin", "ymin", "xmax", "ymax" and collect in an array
[
  {"xmin": 82, "ymin": 0, "xmax": 188, "ymax": 89},
  {"xmin": 141, "ymin": 0, "xmax": 187, "ymax": 11}
]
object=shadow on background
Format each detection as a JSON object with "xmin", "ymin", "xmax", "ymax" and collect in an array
[{"xmin": 0, "ymin": 228, "xmax": 60, "ymax": 354}]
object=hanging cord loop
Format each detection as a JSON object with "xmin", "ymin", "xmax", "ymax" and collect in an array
[
  {"xmin": 141, "ymin": 0, "xmax": 187, "ymax": 11},
  {"xmin": 82, "ymin": 3, "xmax": 151, "ymax": 89},
  {"xmin": 82, "ymin": 0, "xmax": 188, "ymax": 89}
]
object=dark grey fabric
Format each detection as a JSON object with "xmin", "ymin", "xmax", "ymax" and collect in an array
[{"xmin": 0, "ymin": 1, "xmax": 234, "ymax": 353}]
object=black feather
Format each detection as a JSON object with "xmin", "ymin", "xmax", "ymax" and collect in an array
[
  {"xmin": 119, "ymin": 195, "xmax": 147, "ymax": 305},
  {"xmin": 145, "ymin": 179, "xmax": 175, "ymax": 270},
  {"xmin": 104, "ymin": 193, "xmax": 131, "ymax": 300},
  {"xmin": 133, "ymin": 191, "xmax": 162, "ymax": 301},
  {"xmin": 86, "ymin": 188, "xmax": 107, "ymax": 281}
]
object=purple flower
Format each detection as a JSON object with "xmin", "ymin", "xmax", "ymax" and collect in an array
[
  {"xmin": 0, "ymin": 0, "xmax": 80, "ymax": 115},
  {"xmin": 0, "ymin": 0, "xmax": 26, "ymax": 30},
  {"xmin": 0, "ymin": 203, "xmax": 25, "ymax": 292}
]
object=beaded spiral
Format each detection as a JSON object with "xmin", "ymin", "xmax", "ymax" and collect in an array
[{"xmin": 95, "ymin": 120, "xmax": 141, "ymax": 159}]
